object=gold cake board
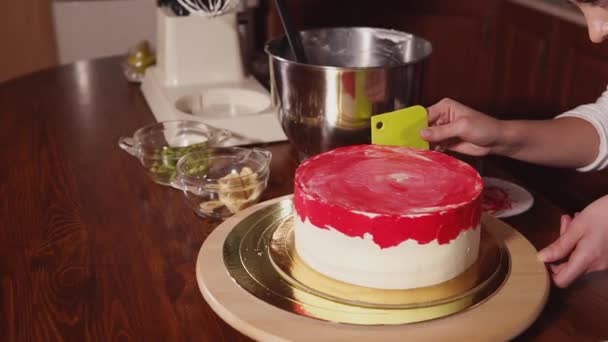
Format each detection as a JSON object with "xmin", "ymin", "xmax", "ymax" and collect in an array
[{"xmin": 196, "ymin": 195, "xmax": 549, "ymax": 341}]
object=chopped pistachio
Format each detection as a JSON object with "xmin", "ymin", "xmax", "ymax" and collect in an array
[{"xmin": 147, "ymin": 142, "xmax": 208, "ymax": 183}]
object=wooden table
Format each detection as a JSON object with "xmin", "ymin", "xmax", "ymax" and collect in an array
[{"xmin": 1, "ymin": 57, "xmax": 607, "ymax": 341}]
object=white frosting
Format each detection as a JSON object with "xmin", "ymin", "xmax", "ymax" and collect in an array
[
  {"xmin": 388, "ymin": 172, "xmax": 410, "ymax": 182},
  {"xmin": 350, "ymin": 210, "xmax": 381, "ymax": 219},
  {"xmin": 294, "ymin": 217, "xmax": 480, "ymax": 290}
]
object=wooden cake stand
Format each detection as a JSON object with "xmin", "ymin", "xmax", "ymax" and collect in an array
[{"xmin": 196, "ymin": 195, "xmax": 549, "ymax": 341}]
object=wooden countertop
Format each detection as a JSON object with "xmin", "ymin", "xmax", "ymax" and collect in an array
[{"xmin": 0, "ymin": 57, "xmax": 607, "ymax": 341}]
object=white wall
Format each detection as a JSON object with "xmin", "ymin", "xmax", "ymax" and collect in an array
[{"xmin": 52, "ymin": 0, "xmax": 156, "ymax": 65}]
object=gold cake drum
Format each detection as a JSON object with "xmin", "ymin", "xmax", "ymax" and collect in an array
[
  {"xmin": 222, "ymin": 198, "xmax": 510, "ymax": 325},
  {"xmin": 197, "ymin": 195, "xmax": 549, "ymax": 340}
]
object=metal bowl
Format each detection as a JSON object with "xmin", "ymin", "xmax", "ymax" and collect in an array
[{"xmin": 266, "ymin": 27, "xmax": 432, "ymax": 160}]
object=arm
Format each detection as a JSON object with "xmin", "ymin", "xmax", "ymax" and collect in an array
[
  {"xmin": 421, "ymin": 98, "xmax": 601, "ymax": 169},
  {"xmin": 495, "ymin": 117, "xmax": 599, "ymax": 168}
]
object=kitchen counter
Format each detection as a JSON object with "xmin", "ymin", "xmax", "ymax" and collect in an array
[
  {"xmin": 509, "ymin": 0, "xmax": 586, "ymax": 26},
  {"xmin": 1, "ymin": 56, "xmax": 607, "ymax": 341}
]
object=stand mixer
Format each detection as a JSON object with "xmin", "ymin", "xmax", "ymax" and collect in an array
[{"xmin": 141, "ymin": 0, "xmax": 286, "ymax": 146}]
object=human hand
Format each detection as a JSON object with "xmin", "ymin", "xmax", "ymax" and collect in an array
[
  {"xmin": 539, "ymin": 195, "xmax": 608, "ymax": 288},
  {"xmin": 420, "ymin": 98, "xmax": 504, "ymax": 156}
]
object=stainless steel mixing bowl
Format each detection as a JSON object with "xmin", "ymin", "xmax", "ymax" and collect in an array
[{"xmin": 266, "ymin": 27, "xmax": 432, "ymax": 159}]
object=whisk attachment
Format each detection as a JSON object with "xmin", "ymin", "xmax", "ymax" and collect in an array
[{"xmin": 176, "ymin": 0, "xmax": 239, "ymax": 17}]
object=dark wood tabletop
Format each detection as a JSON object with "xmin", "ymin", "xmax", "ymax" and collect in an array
[{"xmin": 1, "ymin": 57, "xmax": 607, "ymax": 341}]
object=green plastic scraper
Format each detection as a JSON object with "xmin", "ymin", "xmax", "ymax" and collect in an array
[{"xmin": 371, "ymin": 105, "xmax": 429, "ymax": 150}]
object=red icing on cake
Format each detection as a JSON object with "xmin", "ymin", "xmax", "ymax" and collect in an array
[{"xmin": 294, "ymin": 145, "xmax": 483, "ymax": 248}]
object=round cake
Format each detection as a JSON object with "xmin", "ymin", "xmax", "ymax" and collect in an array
[{"xmin": 293, "ymin": 144, "xmax": 483, "ymax": 290}]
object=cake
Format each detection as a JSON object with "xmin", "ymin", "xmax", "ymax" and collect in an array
[{"xmin": 293, "ymin": 145, "xmax": 483, "ymax": 290}]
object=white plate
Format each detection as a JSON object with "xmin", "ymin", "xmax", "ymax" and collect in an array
[{"xmin": 483, "ymin": 177, "xmax": 534, "ymax": 218}]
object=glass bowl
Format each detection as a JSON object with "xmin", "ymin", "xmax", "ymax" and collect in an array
[
  {"xmin": 172, "ymin": 147, "xmax": 272, "ymax": 219},
  {"xmin": 118, "ymin": 120, "xmax": 231, "ymax": 186}
]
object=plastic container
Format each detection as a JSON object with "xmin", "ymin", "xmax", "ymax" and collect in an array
[
  {"xmin": 118, "ymin": 120, "xmax": 231, "ymax": 185},
  {"xmin": 172, "ymin": 147, "xmax": 272, "ymax": 219}
]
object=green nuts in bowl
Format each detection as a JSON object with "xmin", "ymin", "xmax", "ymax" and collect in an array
[{"xmin": 118, "ymin": 120, "xmax": 231, "ymax": 186}]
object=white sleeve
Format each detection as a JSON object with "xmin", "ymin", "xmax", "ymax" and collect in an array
[{"xmin": 556, "ymin": 86, "xmax": 608, "ymax": 172}]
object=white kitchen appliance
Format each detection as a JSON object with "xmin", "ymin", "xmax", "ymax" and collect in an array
[{"xmin": 141, "ymin": 1, "xmax": 286, "ymax": 146}]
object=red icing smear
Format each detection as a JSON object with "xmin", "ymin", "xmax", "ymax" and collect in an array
[
  {"xmin": 482, "ymin": 186, "xmax": 512, "ymax": 214},
  {"xmin": 294, "ymin": 145, "xmax": 483, "ymax": 248}
]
